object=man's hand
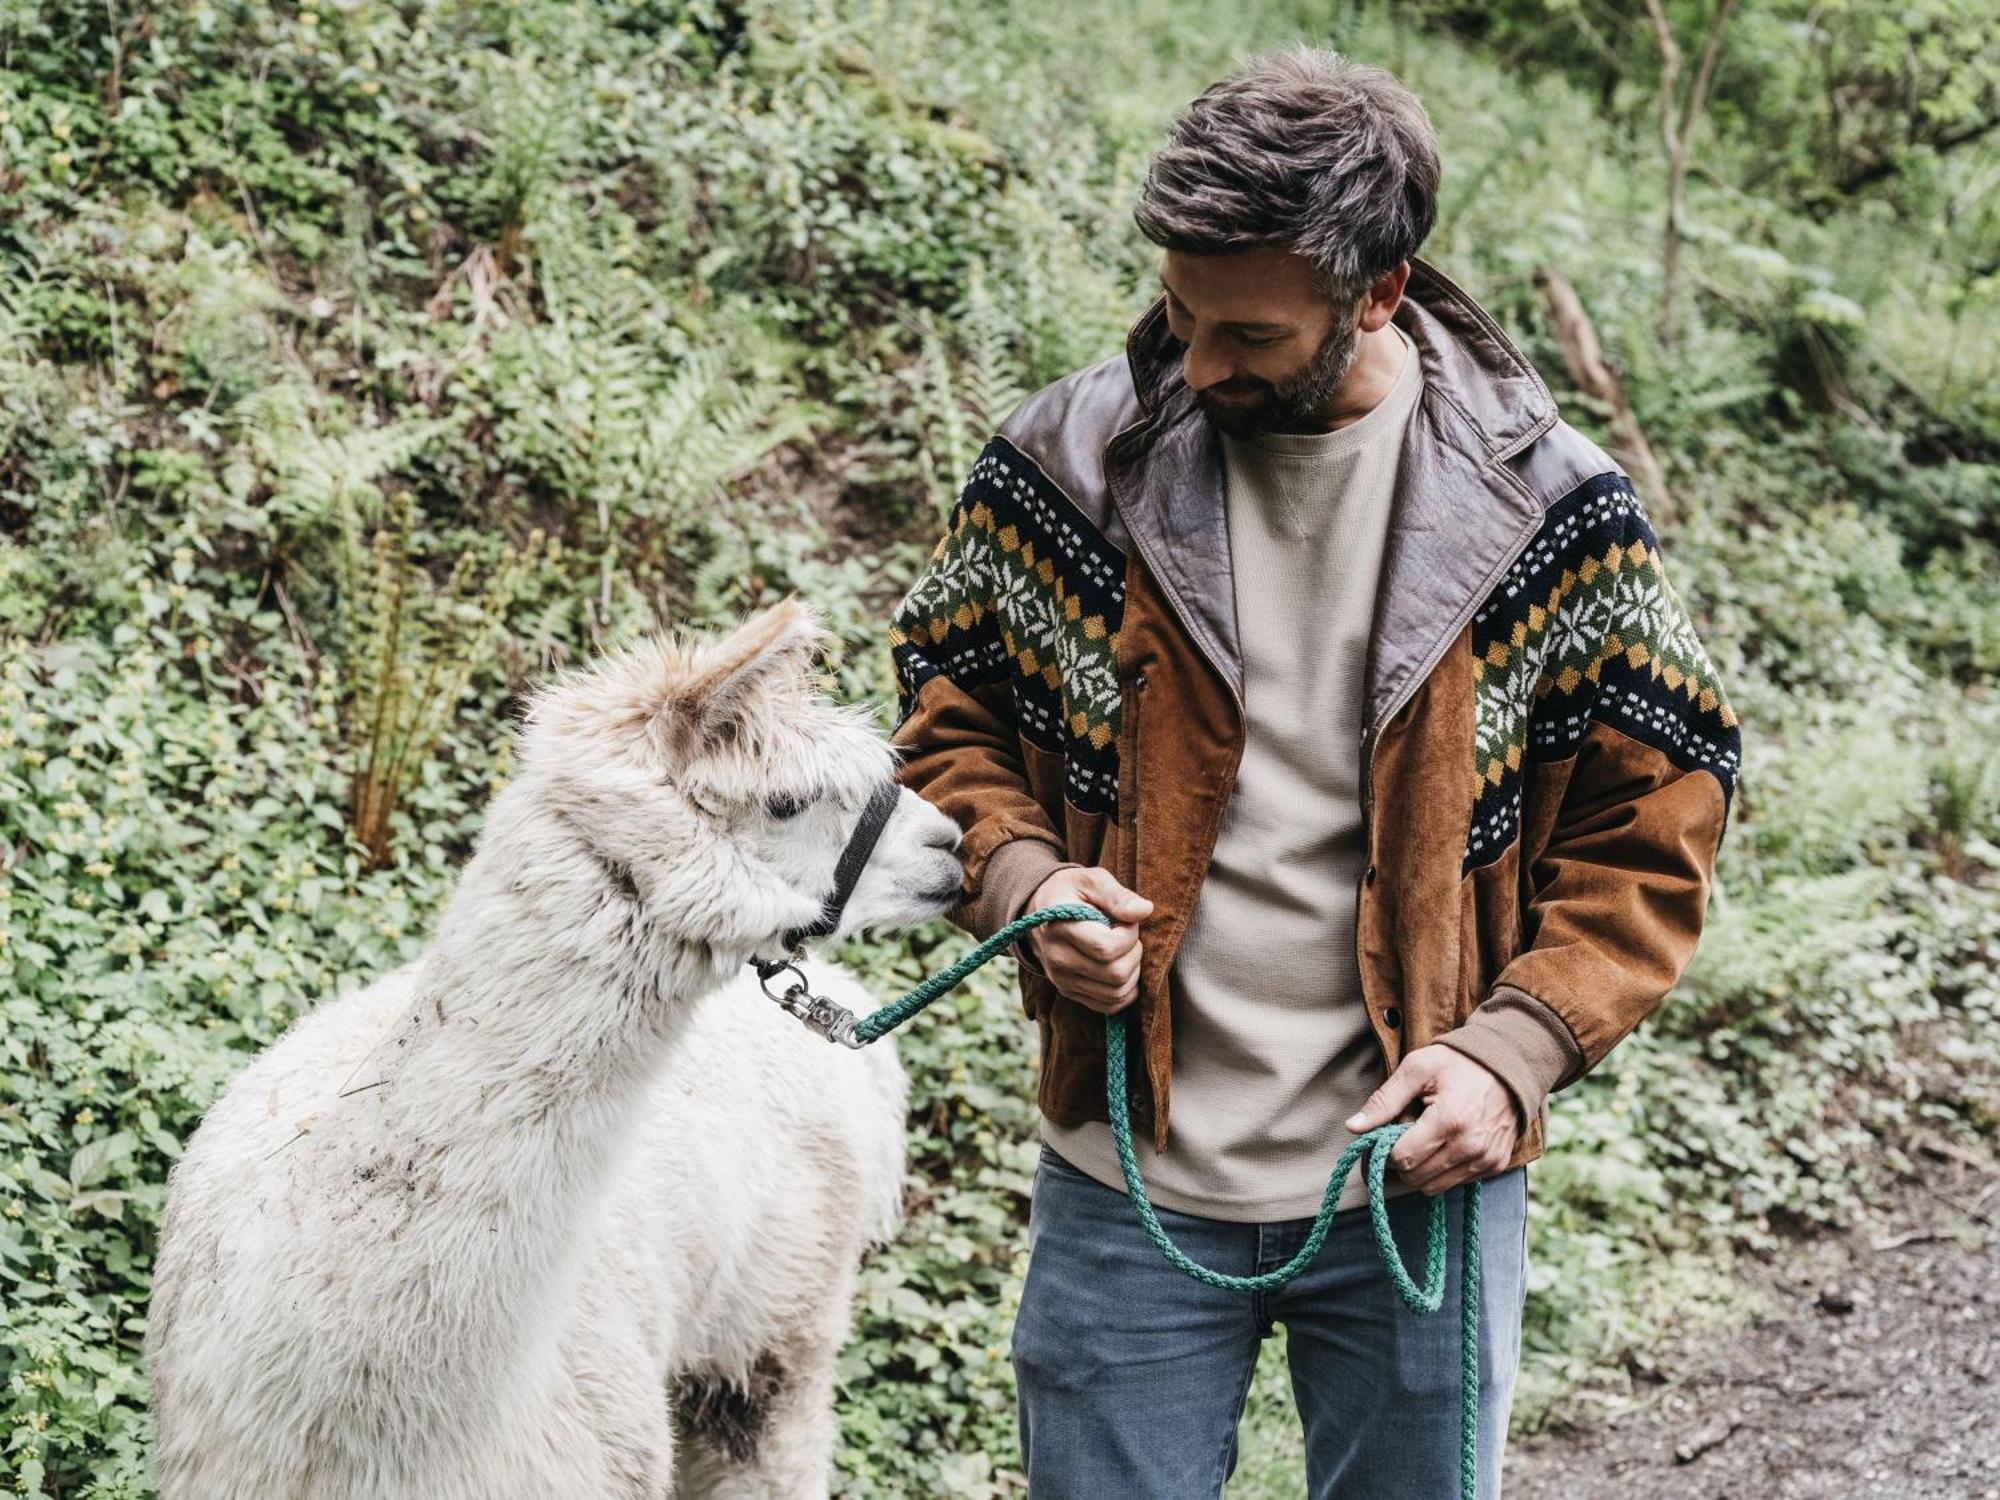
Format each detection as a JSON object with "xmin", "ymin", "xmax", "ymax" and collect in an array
[
  {"xmin": 1023, "ymin": 867, "xmax": 1154, "ymax": 1014},
  {"xmin": 1344, "ymin": 1045, "xmax": 1521, "ymax": 1196}
]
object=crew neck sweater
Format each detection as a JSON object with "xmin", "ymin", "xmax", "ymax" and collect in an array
[{"xmin": 1043, "ymin": 323, "xmax": 1428, "ymax": 1220}]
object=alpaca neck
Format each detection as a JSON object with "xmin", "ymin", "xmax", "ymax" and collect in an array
[
  {"xmin": 393, "ymin": 854, "xmax": 708, "ymax": 1104},
  {"xmin": 358, "ymin": 854, "xmax": 726, "ymax": 1388}
]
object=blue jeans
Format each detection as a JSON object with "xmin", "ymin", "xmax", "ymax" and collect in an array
[{"xmin": 1011, "ymin": 1144, "xmax": 1529, "ymax": 1498}]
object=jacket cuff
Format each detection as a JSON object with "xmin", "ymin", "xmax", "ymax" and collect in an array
[
  {"xmin": 1430, "ymin": 984, "xmax": 1587, "ymax": 1133},
  {"xmin": 954, "ymin": 837, "xmax": 1077, "ymax": 961}
]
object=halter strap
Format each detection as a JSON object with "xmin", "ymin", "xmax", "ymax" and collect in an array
[{"xmin": 751, "ymin": 779, "xmax": 902, "ymax": 977}]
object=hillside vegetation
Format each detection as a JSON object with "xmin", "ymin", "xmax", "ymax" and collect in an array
[{"xmin": 1, "ymin": 0, "xmax": 1995, "ymax": 1494}]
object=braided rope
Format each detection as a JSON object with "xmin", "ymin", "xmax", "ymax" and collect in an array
[
  {"xmin": 828, "ymin": 901, "xmax": 1484, "ymax": 1499},
  {"xmin": 848, "ymin": 904, "xmax": 1116, "ymax": 1044}
]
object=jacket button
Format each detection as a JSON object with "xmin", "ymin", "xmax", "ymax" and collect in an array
[
  {"xmin": 1364, "ymin": 863, "xmax": 1377, "ymax": 886},
  {"xmin": 1382, "ymin": 1005, "xmax": 1403, "ymax": 1029}
]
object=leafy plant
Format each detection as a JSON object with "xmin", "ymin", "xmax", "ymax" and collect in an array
[
  {"xmin": 0, "ymin": 0, "xmax": 1994, "ymax": 1495},
  {"xmin": 1926, "ymin": 723, "xmax": 2000, "ymax": 883},
  {"xmin": 334, "ymin": 488, "xmax": 547, "ymax": 866}
]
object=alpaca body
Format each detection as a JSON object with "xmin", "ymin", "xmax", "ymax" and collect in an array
[
  {"xmin": 147, "ymin": 603, "xmax": 962, "ymax": 1498},
  {"xmin": 148, "ymin": 950, "xmax": 906, "ymax": 1499}
]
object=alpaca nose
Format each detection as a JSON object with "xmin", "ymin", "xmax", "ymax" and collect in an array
[{"xmin": 927, "ymin": 824, "xmax": 963, "ymax": 856}]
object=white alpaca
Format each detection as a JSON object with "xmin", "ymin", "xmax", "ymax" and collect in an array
[{"xmin": 145, "ymin": 599, "xmax": 965, "ymax": 1499}]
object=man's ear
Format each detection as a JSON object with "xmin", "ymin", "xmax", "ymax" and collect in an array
[
  {"xmin": 664, "ymin": 595, "xmax": 827, "ymax": 757},
  {"xmin": 1357, "ymin": 260, "xmax": 1410, "ymax": 331}
]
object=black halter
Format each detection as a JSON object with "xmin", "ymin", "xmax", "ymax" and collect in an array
[{"xmin": 750, "ymin": 778, "xmax": 902, "ymax": 982}]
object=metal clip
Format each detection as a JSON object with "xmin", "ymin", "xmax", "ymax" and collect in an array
[
  {"xmin": 757, "ymin": 961, "xmax": 864, "ymax": 1048},
  {"xmin": 794, "ymin": 992, "xmax": 864, "ymax": 1048},
  {"xmin": 756, "ymin": 958, "xmax": 810, "ymax": 1003}
]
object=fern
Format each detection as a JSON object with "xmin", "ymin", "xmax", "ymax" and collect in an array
[
  {"xmin": 332, "ymin": 486, "xmax": 548, "ymax": 866},
  {"xmin": 0, "ymin": 246, "xmax": 58, "ymax": 461},
  {"xmin": 903, "ymin": 258, "xmax": 1044, "ymax": 511},
  {"xmin": 1927, "ymin": 722, "xmax": 2000, "ymax": 882},
  {"xmin": 910, "ymin": 310, "xmax": 970, "ymax": 513},
  {"xmin": 236, "ymin": 384, "xmax": 462, "ymax": 532},
  {"xmin": 956, "ymin": 260, "xmax": 1028, "ymax": 440},
  {"xmin": 491, "ymin": 299, "xmax": 810, "ymax": 566}
]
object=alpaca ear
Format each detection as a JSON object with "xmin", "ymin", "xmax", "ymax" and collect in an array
[{"xmin": 666, "ymin": 595, "xmax": 826, "ymax": 756}]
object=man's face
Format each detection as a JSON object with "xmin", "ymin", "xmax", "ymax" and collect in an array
[{"xmin": 1158, "ymin": 246, "xmax": 1369, "ymax": 439}]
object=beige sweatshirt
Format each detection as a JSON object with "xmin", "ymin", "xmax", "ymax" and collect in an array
[{"xmin": 1043, "ymin": 323, "xmax": 1428, "ymax": 1221}]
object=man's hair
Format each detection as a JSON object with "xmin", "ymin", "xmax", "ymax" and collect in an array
[{"xmin": 1133, "ymin": 44, "xmax": 1440, "ymax": 306}]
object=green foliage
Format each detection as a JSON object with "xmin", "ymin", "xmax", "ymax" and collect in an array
[
  {"xmin": 1413, "ymin": 0, "xmax": 2000, "ymax": 219},
  {"xmin": 828, "ymin": 931, "xmax": 1039, "ymax": 1497},
  {"xmin": 0, "ymin": 605, "xmax": 479, "ymax": 1499},
  {"xmin": 0, "ymin": 0, "xmax": 1995, "ymax": 1495},
  {"xmin": 1927, "ymin": 723, "xmax": 2000, "ymax": 882},
  {"xmin": 335, "ymin": 488, "xmax": 547, "ymax": 865}
]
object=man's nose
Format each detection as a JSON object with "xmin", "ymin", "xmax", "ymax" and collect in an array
[{"xmin": 1181, "ymin": 338, "xmax": 1233, "ymax": 393}]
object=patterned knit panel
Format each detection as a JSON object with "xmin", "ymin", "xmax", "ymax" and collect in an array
[
  {"xmin": 1465, "ymin": 472, "xmax": 1743, "ymax": 873},
  {"xmin": 889, "ymin": 434, "xmax": 1127, "ymax": 819}
]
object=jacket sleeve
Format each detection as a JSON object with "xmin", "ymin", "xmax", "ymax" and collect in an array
[
  {"xmin": 1432, "ymin": 481, "xmax": 1744, "ymax": 1132},
  {"xmin": 887, "ymin": 441, "xmax": 1081, "ymax": 950}
]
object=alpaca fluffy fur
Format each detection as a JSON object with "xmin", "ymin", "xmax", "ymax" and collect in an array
[{"xmin": 145, "ymin": 599, "xmax": 965, "ymax": 1498}]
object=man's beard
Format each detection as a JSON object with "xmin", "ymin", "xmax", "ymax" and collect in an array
[{"xmin": 1194, "ymin": 312, "xmax": 1362, "ymax": 440}]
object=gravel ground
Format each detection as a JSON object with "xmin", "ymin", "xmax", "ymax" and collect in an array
[{"xmin": 1506, "ymin": 1144, "xmax": 2000, "ymax": 1500}]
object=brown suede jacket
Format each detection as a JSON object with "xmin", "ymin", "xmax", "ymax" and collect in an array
[{"xmin": 885, "ymin": 254, "xmax": 1743, "ymax": 1174}]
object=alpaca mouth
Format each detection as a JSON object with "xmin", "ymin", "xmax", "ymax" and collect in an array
[{"xmin": 919, "ymin": 879, "xmax": 963, "ymax": 906}]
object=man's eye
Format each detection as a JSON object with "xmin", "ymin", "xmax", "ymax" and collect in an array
[{"xmin": 766, "ymin": 792, "xmax": 806, "ymax": 820}]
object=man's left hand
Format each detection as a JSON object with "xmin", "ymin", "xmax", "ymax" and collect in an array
[{"xmin": 1344, "ymin": 1045, "xmax": 1520, "ymax": 1196}]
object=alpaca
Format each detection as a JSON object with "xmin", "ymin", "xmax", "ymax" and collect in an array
[{"xmin": 144, "ymin": 598, "xmax": 966, "ymax": 1499}]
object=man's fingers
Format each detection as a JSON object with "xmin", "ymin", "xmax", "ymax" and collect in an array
[
  {"xmin": 1059, "ymin": 924, "xmax": 1138, "ymax": 963},
  {"xmin": 1391, "ymin": 1134, "xmax": 1451, "ymax": 1185},
  {"xmin": 1345, "ymin": 1047, "xmax": 1435, "ymax": 1133},
  {"xmin": 1404, "ymin": 1150, "xmax": 1479, "ymax": 1196},
  {"xmin": 1062, "ymin": 980, "xmax": 1138, "ymax": 1014},
  {"xmin": 1052, "ymin": 953, "xmax": 1139, "ymax": 1000},
  {"xmin": 1076, "ymin": 869, "xmax": 1153, "ymax": 924},
  {"xmin": 1384, "ymin": 1110, "xmax": 1454, "ymax": 1179},
  {"xmin": 1028, "ymin": 866, "xmax": 1148, "ymax": 1015},
  {"xmin": 1086, "ymin": 938, "xmax": 1141, "ymax": 986},
  {"xmin": 1391, "ymin": 1119, "xmax": 1503, "ymax": 1195},
  {"xmin": 1048, "ymin": 951, "xmax": 1140, "ymax": 1008}
]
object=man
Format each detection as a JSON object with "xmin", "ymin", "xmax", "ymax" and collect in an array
[{"xmin": 886, "ymin": 43, "xmax": 1742, "ymax": 1499}]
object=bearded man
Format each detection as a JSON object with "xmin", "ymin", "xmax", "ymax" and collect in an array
[{"xmin": 887, "ymin": 42, "xmax": 1741, "ymax": 1499}]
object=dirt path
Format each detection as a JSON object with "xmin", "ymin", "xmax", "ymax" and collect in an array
[{"xmin": 1505, "ymin": 1146, "xmax": 2000, "ymax": 1499}]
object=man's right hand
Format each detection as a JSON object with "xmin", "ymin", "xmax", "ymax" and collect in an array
[{"xmin": 1023, "ymin": 866, "xmax": 1154, "ymax": 1014}]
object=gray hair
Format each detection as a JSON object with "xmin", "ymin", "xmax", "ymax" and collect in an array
[{"xmin": 1133, "ymin": 44, "xmax": 1440, "ymax": 306}]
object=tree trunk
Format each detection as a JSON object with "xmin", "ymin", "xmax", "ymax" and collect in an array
[{"xmin": 1537, "ymin": 266, "xmax": 1677, "ymax": 531}]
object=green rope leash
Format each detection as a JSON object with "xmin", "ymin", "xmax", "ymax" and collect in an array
[{"xmin": 817, "ymin": 902, "xmax": 1484, "ymax": 1500}]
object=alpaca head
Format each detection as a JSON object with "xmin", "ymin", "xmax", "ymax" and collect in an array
[{"xmin": 508, "ymin": 597, "xmax": 965, "ymax": 970}]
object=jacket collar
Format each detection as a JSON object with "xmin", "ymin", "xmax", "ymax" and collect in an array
[
  {"xmin": 1107, "ymin": 253, "xmax": 1560, "ymax": 731},
  {"xmin": 1121, "ymin": 253, "xmax": 1558, "ymax": 455}
]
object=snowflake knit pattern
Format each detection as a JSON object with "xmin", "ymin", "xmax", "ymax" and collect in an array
[
  {"xmin": 1465, "ymin": 472, "xmax": 1743, "ymax": 872},
  {"xmin": 889, "ymin": 435, "xmax": 1128, "ymax": 819}
]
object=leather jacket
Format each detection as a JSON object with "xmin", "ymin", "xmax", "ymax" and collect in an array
[{"xmin": 886, "ymin": 253, "xmax": 1743, "ymax": 1172}]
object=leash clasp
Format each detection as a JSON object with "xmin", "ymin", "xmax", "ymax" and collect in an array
[{"xmin": 756, "ymin": 960, "xmax": 865, "ymax": 1049}]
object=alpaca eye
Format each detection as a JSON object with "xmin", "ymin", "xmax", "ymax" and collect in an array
[{"xmin": 765, "ymin": 791, "xmax": 806, "ymax": 820}]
